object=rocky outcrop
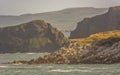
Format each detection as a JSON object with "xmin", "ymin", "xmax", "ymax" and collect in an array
[
  {"xmin": 8, "ymin": 40, "xmax": 82, "ymax": 64},
  {"xmin": 0, "ymin": 20, "xmax": 69, "ymax": 53},
  {"xmin": 79, "ymin": 37, "xmax": 120, "ymax": 64},
  {"xmin": 70, "ymin": 6, "xmax": 120, "ymax": 38},
  {"xmin": 8, "ymin": 30, "xmax": 120, "ymax": 64}
]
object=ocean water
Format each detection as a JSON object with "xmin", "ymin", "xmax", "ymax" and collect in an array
[{"xmin": 0, "ymin": 53, "xmax": 120, "ymax": 75}]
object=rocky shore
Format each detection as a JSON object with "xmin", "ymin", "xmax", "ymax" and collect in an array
[{"xmin": 8, "ymin": 30, "xmax": 120, "ymax": 64}]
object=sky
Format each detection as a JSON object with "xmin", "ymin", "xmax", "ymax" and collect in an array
[{"xmin": 0, "ymin": 0, "xmax": 120, "ymax": 15}]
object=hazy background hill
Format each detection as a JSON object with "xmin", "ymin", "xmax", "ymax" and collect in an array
[
  {"xmin": 70, "ymin": 6, "xmax": 120, "ymax": 38},
  {"xmin": 0, "ymin": 7, "xmax": 108, "ymax": 37}
]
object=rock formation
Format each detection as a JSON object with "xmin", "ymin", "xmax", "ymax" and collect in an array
[
  {"xmin": 70, "ymin": 6, "xmax": 120, "ymax": 38},
  {"xmin": 8, "ymin": 30, "xmax": 120, "ymax": 64},
  {"xmin": 79, "ymin": 37, "xmax": 120, "ymax": 64},
  {"xmin": 0, "ymin": 20, "xmax": 69, "ymax": 53}
]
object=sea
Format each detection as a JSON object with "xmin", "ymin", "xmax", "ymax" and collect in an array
[{"xmin": 0, "ymin": 53, "xmax": 120, "ymax": 75}]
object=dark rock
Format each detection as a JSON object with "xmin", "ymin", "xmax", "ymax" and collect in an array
[
  {"xmin": 80, "ymin": 37, "xmax": 120, "ymax": 64},
  {"xmin": 0, "ymin": 20, "xmax": 69, "ymax": 53},
  {"xmin": 9, "ymin": 31, "xmax": 120, "ymax": 64},
  {"xmin": 70, "ymin": 6, "xmax": 120, "ymax": 38}
]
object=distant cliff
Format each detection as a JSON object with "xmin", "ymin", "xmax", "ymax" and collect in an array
[
  {"xmin": 0, "ymin": 20, "xmax": 69, "ymax": 53},
  {"xmin": 0, "ymin": 7, "xmax": 107, "ymax": 35},
  {"xmin": 70, "ymin": 6, "xmax": 120, "ymax": 38}
]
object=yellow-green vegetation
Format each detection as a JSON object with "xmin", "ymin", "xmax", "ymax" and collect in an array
[
  {"xmin": 71, "ymin": 30, "xmax": 120, "ymax": 48},
  {"xmin": 29, "ymin": 37, "xmax": 52, "ymax": 48},
  {"xmin": 9, "ymin": 30, "xmax": 120, "ymax": 64},
  {"xmin": 0, "ymin": 20, "xmax": 68, "ymax": 53}
]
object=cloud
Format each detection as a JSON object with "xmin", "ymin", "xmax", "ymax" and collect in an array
[{"xmin": 0, "ymin": 0, "xmax": 120, "ymax": 15}]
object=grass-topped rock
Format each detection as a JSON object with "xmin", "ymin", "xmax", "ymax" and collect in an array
[
  {"xmin": 9, "ymin": 30, "xmax": 120, "ymax": 64},
  {"xmin": 0, "ymin": 20, "xmax": 69, "ymax": 53}
]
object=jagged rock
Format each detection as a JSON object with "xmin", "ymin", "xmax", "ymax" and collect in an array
[
  {"xmin": 9, "ymin": 30, "xmax": 120, "ymax": 64},
  {"xmin": 0, "ymin": 20, "xmax": 69, "ymax": 53},
  {"xmin": 70, "ymin": 6, "xmax": 120, "ymax": 38},
  {"xmin": 80, "ymin": 37, "xmax": 120, "ymax": 64}
]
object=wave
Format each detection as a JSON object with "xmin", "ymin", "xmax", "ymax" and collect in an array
[
  {"xmin": 49, "ymin": 69, "xmax": 92, "ymax": 72},
  {"xmin": 26, "ymin": 53, "xmax": 35, "ymax": 54},
  {"xmin": 0, "ymin": 66, "xmax": 8, "ymax": 68}
]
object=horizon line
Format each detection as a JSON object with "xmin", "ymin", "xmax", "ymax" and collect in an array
[{"xmin": 0, "ymin": 6, "xmax": 109, "ymax": 16}]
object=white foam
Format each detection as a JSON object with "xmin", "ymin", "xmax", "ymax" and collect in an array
[
  {"xmin": 90, "ymin": 67, "xmax": 109, "ymax": 70},
  {"xmin": 0, "ymin": 66, "xmax": 8, "ymax": 68},
  {"xmin": 49, "ymin": 69, "xmax": 92, "ymax": 72},
  {"xmin": 26, "ymin": 53, "xmax": 35, "ymax": 54}
]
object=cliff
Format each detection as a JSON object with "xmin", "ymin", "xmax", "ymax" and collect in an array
[
  {"xmin": 9, "ymin": 30, "xmax": 120, "ymax": 64},
  {"xmin": 0, "ymin": 20, "xmax": 69, "ymax": 53},
  {"xmin": 0, "ymin": 7, "xmax": 107, "ymax": 37},
  {"xmin": 70, "ymin": 6, "xmax": 120, "ymax": 38}
]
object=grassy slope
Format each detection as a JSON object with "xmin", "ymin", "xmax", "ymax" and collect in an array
[{"xmin": 71, "ymin": 30, "xmax": 120, "ymax": 48}]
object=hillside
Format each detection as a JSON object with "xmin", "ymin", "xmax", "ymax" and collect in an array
[
  {"xmin": 0, "ymin": 7, "xmax": 107, "ymax": 36},
  {"xmin": 0, "ymin": 20, "xmax": 69, "ymax": 53},
  {"xmin": 9, "ymin": 30, "xmax": 120, "ymax": 64},
  {"xmin": 70, "ymin": 6, "xmax": 120, "ymax": 38}
]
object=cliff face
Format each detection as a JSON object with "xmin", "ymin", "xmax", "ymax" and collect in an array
[
  {"xmin": 79, "ymin": 37, "xmax": 120, "ymax": 64},
  {"xmin": 70, "ymin": 6, "xmax": 120, "ymax": 38},
  {"xmin": 0, "ymin": 20, "xmax": 69, "ymax": 53},
  {"xmin": 9, "ymin": 30, "xmax": 120, "ymax": 64}
]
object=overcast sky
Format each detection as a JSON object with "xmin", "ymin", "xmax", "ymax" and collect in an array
[{"xmin": 0, "ymin": 0, "xmax": 120, "ymax": 15}]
